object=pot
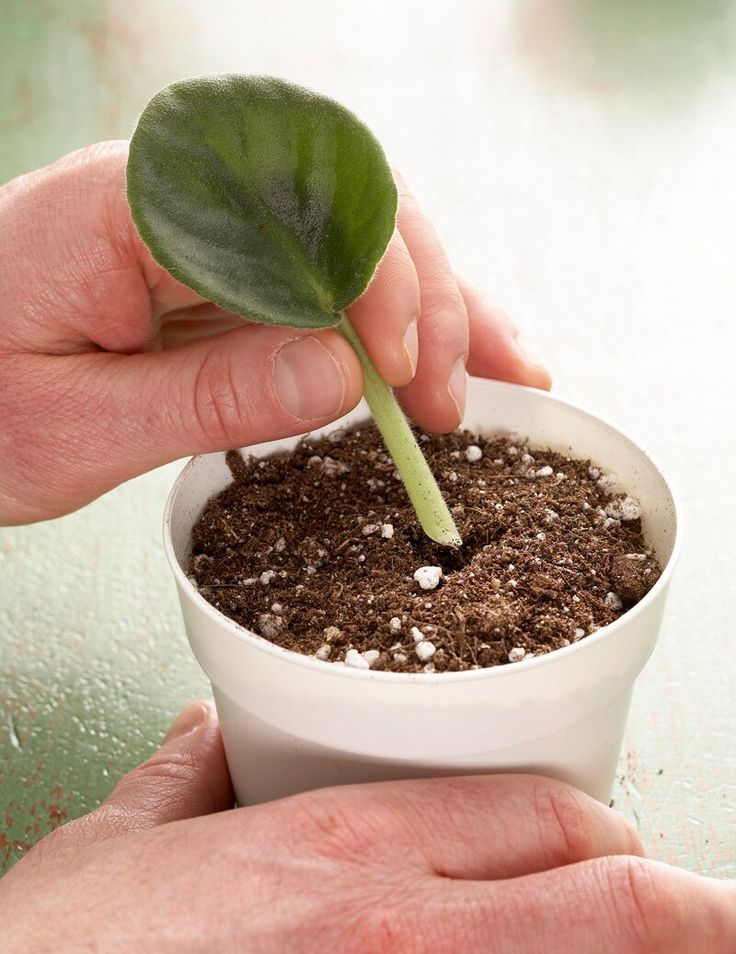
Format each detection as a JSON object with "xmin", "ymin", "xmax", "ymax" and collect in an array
[{"xmin": 164, "ymin": 378, "xmax": 681, "ymax": 804}]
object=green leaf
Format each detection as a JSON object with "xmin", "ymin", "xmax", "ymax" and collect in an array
[
  {"xmin": 127, "ymin": 75, "xmax": 397, "ymax": 328},
  {"xmin": 127, "ymin": 74, "xmax": 461, "ymax": 547}
]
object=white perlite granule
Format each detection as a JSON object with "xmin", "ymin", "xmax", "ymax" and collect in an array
[
  {"xmin": 389, "ymin": 616, "xmax": 402, "ymax": 634},
  {"xmin": 604, "ymin": 592, "xmax": 623, "ymax": 610},
  {"xmin": 415, "ymin": 640, "xmax": 436, "ymax": 661},
  {"xmin": 414, "ymin": 566, "xmax": 443, "ymax": 590},
  {"xmin": 381, "ymin": 523, "xmax": 394, "ymax": 539},
  {"xmin": 604, "ymin": 496, "xmax": 642, "ymax": 522},
  {"xmin": 344, "ymin": 649, "xmax": 370, "ymax": 670},
  {"xmin": 259, "ymin": 570, "xmax": 276, "ymax": 585},
  {"xmin": 362, "ymin": 649, "xmax": 381, "ymax": 668},
  {"xmin": 411, "ymin": 626, "xmax": 424, "ymax": 643},
  {"xmin": 536, "ymin": 465, "xmax": 553, "ymax": 478},
  {"xmin": 597, "ymin": 473, "xmax": 618, "ymax": 496},
  {"xmin": 362, "ymin": 523, "xmax": 380, "ymax": 536},
  {"xmin": 258, "ymin": 613, "xmax": 282, "ymax": 638},
  {"xmin": 508, "ymin": 647, "xmax": 526, "ymax": 662},
  {"xmin": 321, "ymin": 455, "xmax": 350, "ymax": 477},
  {"xmin": 465, "ymin": 444, "xmax": 483, "ymax": 462},
  {"xmin": 315, "ymin": 643, "xmax": 331, "ymax": 660}
]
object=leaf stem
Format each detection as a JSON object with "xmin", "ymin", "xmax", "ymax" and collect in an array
[{"xmin": 337, "ymin": 314, "xmax": 462, "ymax": 548}]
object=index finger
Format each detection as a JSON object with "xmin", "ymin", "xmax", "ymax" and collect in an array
[
  {"xmin": 346, "ymin": 227, "xmax": 421, "ymax": 387},
  {"xmin": 432, "ymin": 856, "xmax": 736, "ymax": 954},
  {"xmin": 370, "ymin": 774, "xmax": 642, "ymax": 881}
]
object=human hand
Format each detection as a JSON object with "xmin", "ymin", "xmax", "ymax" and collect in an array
[
  {"xmin": 2, "ymin": 701, "xmax": 733, "ymax": 953},
  {"xmin": 0, "ymin": 142, "xmax": 549, "ymax": 524}
]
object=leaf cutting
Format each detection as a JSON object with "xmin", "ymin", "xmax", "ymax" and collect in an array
[{"xmin": 127, "ymin": 74, "xmax": 461, "ymax": 546}]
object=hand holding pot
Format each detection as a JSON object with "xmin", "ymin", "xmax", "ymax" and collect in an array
[
  {"xmin": 2, "ymin": 701, "xmax": 733, "ymax": 953},
  {"xmin": 0, "ymin": 142, "xmax": 549, "ymax": 525}
]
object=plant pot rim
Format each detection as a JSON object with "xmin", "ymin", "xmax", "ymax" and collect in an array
[{"xmin": 163, "ymin": 378, "xmax": 683, "ymax": 684}]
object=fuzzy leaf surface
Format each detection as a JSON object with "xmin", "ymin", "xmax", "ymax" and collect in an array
[{"xmin": 127, "ymin": 75, "xmax": 397, "ymax": 328}]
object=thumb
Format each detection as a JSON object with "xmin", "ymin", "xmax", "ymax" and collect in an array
[
  {"xmin": 6, "ymin": 324, "xmax": 363, "ymax": 521},
  {"xmin": 112, "ymin": 323, "xmax": 363, "ymax": 467},
  {"xmin": 49, "ymin": 701, "xmax": 234, "ymax": 849}
]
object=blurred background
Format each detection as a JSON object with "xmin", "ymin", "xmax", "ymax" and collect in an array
[{"xmin": 1, "ymin": 0, "xmax": 735, "ymax": 877}]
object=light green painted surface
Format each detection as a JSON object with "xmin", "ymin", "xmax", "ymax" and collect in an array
[{"xmin": 1, "ymin": 0, "xmax": 735, "ymax": 877}]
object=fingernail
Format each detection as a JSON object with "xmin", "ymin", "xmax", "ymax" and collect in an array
[
  {"xmin": 164, "ymin": 701, "xmax": 212, "ymax": 743},
  {"xmin": 447, "ymin": 357, "xmax": 467, "ymax": 420},
  {"xmin": 273, "ymin": 336, "xmax": 346, "ymax": 421},
  {"xmin": 403, "ymin": 319, "xmax": 419, "ymax": 376}
]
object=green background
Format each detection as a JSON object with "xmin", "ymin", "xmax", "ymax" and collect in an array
[{"xmin": 1, "ymin": 0, "xmax": 735, "ymax": 877}]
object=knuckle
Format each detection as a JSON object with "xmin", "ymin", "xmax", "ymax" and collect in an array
[
  {"xmin": 419, "ymin": 287, "xmax": 469, "ymax": 349},
  {"xmin": 534, "ymin": 782, "xmax": 596, "ymax": 864},
  {"xmin": 44, "ymin": 141, "xmax": 129, "ymax": 224},
  {"xmin": 421, "ymin": 276, "xmax": 466, "ymax": 320},
  {"xmin": 190, "ymin": 345, "xmax": 250, "ymax": 444},
  {"xmin": 131, "ymin": 749, "xmax": 201, "ymax": 788},
  {"xmin": 604, "ymin": 856, "xmax": 685, "ymax": 952},
  {"xmin": 53, "ymin": 142, "xmax": 130, "ymax": 213},
  {"xmin": 289, "ymin": 791, "xmax": 388, "ymax": 864}
]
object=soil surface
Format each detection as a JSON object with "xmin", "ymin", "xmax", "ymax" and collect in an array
[{"xmin": 190, "ymin": 425, "xmax": 661, "ymax": 673}]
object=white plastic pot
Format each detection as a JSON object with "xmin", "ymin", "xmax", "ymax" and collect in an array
[{"xmin": 164, "ymin": 378, "xmax": 681, "ymax": 805}]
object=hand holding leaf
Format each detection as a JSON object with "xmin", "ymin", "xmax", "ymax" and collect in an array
[{"xmin": 127, "ymin": 74, "xmax": 461, "ymax": 546}]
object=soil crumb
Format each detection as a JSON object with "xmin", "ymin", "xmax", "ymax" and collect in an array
[{"xmin": 190, "ymin": 425, "xmax": 661, "ymax": 673}]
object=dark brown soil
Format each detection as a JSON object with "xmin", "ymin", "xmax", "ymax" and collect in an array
[{"xmin": 189, "ymin": 425, "xmax": 661, "ymax": 673}]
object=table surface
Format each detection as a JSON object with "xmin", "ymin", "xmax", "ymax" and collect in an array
[{"xmin": 1, "ymin": 0, "xmax": 735, "ymax": 878}]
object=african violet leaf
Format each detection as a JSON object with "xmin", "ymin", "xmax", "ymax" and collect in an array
[
  {"xmin": 127, "ymin": 74, "xmax": 397, "ymax": 329},
  {"xmin": 127, "ymin": 75, "xmax": 461, "ymax": 547}
]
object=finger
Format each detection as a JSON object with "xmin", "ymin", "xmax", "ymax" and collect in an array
[
  {"xmin": 346, "ymin": 228, "xmax": 421, "ymax": 387},
  {"xmin": 400, "ymin": 775, "xmax": 642, "ymax": 880},
  {"xmin": 287, "ymin": 774, "xmax": 642, "ymax": 881},
  {"xmin": 460, "ymin": 276, "xmax": 552, "ymax": 390},
  {"xmin": 47, "ymin": 701, "xmax": 233, "ymax": 849},
  {"xmin": 1, "ymin": 324, "xmax": 362, "ymax": 521},
  {"xmin": 433, "ymin": 856, "xmax": 736, "ymax": 954},
  {"xmin": 392, "ymin": 175, "xmax": 469, "ymax": 432}
]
